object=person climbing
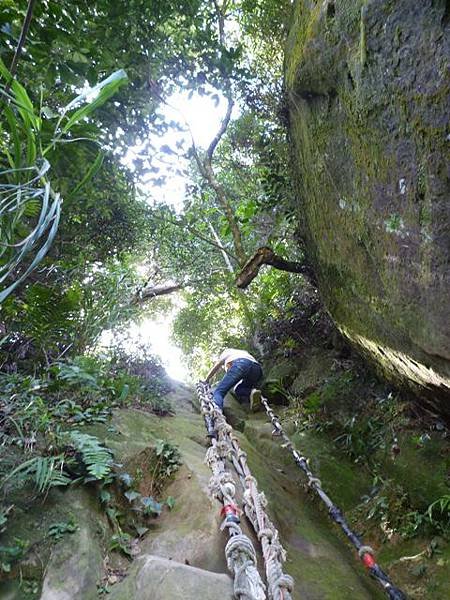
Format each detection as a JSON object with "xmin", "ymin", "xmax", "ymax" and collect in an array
[{"xmin": 205, "ymin": 348, "xmax": 263, "ymax": 411}]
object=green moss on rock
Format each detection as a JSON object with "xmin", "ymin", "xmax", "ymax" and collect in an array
[{"xmin": 285, "ymin": 0, "xmax": 450, "ymax": 409}]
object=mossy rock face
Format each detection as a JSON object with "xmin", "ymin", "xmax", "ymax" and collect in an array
[
  {"xmin": 223, "ymin": 393, "xmax": 248, "ymax": 430},
  {"xmin": 109, "ymin": 389, "xmax": 383, "ymax": 599},
  {"xmin": 0, "ymin": 487, "xmax": 108, "ymax": 600},
  {"xmin": 285, "ymin": 0, "xmax": 450, "ymax": 411},
  {"xmin": 2, "ymin": 383, "xmax": 446, "ymax": 598},
  {"xmin": 40, "ymin": 518, "xmax": 103, "ymax": 600},
  {"xmin": 290, "ymin": 351, "xmax": 335, "ymax": 396}
]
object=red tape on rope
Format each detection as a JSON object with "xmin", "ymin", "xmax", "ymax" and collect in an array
[
  {"xmin": 221, "ymin": 503, "xmax": 239, "ymax": 517},
  {"xmin": 362, "ymin": 552, "xmax": 376, "ymax": 568}
]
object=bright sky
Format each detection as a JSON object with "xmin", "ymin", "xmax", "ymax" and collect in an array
[
  {"xmin": 98, "ymin": 302, "xmax": 189, "ymax": 381},
  {"xmin": 129, "ymin": 311, "xmax": 189, "ymax": 382},
  {"xmin": 124, "ymin": 88, "xmax": 232, "ymax": 211},
  {"xmin": 116, "ymin": 89, "xmax": 229, "ymax": 380}
]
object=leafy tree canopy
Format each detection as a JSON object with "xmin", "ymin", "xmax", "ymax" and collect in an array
[{"xmin": 0, "ymin": 0, "xmax": 303, "ymax": 370}]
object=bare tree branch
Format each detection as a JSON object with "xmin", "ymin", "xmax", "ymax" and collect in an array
[
  {"xmin": 206, "ymin": 93, "xmax": 234, "ymax": 164},
  {"xmin": 135, "ymin": 283, "xmax": 184, "ymax": 303},
  {"xmin": 212, "ymin": 0, "xmax": 226, "ymax": 45},
  {"xmin": 5, "ymin": 0, "xmax": 36, "ymax": 95},
  {"xmin": 235, "ymin": 246, "xmax": 315, "ymax": 288},
  {"xmin": 148, "ymin": 7, "xmax": 245, "ymax": 267},
  {"xmin": 207, "ymin": 220, "xmax": 234, "ymax": 272},
  {"xmin": 149, "ymin": 210, "xmax": 239, "ymax": 262}
]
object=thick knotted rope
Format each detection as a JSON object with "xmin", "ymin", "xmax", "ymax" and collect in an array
[
  {"xmin": 260, "ymin": 395, "xmax": 407, "ymax": 600},
  {"xmin": 226, "ymin": 535, "xmax": 266, "ymax": 600},
  {"xmin": 197, "ymin": 382, "xmax": 294, "ymax": 600},
  {"xmin": 197, "ymin": 382, "xmax": 266, "ymax": 600},
  {"xmin": 233, "ymin": 447, "xmax": 294, "ymax": 600}
]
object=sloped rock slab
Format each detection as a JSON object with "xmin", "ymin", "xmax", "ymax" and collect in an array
[
  {"xmin": 38, "ymin": 488, "xmax": 107, "ymax": 600},
  {"xmin": 40, "ymin": 520, "xmax": 103, "ymax": 600},
  {"xmin": 108, "ymin": 555, "xmax": 233, "ymax": 600}
]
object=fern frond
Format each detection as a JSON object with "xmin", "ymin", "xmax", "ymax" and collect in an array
[
  {"xmin": 68, "ymin": 431, "xmax": 113, "ymax": 480},
  {"xmin": 1, "ymin": 455, "xmax": 70, "ymax": 494}
]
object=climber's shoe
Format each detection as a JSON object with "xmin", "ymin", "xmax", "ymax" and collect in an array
[{"xmin": 250, "ymin": 389, "xmax": 262, "ymax": 413}]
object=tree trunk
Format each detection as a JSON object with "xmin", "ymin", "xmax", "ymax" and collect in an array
[
  {"xmin": 202, "ymin": 159, "xmax": 247, "ymax": 267},
  {"xmin": 207, "ymin": 220, "xmax": 234, "ymax": 273},
  {"xmin": 235, "ymin": 246, "xmax": 315, "ymax": 288}
]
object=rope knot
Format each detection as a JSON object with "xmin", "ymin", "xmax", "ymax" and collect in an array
[
  {"xmin": 216, "ymin": 440, "xmax": 230, "ymax": 457},
  {"xmin": 221, "ymin": 481, "xmax": 236, "ymax": 499},
  {"xmin": 258, "ymin": 527, "xmax": 273, "ymax": 541},
  {"xmin": 274, "ymin": 573, "xmax": 295, "ymax": 594},
  {"xmin": 258, "ymin": 491, "xmax": 268, "ymax": 507},
  {"xmin": 245, "ymin": 475, "xmax": 257, "ymax": 486},
  {"xmin": 358, "ymin": 545, "xmax": 375, "ymax": 558},
  {"xmin": 308, "ymin": 476, "xmax": 321, "ymax": 489}
]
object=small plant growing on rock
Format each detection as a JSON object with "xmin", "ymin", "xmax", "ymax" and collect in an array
[
  {"xmin": 66, "ymin": 431, "xmax": 114, "ymax": 481},
  {"xmin": 0, "ymin": 537, "xmax": 28, "ymax": 573},
  {"xmin": 166, "ymin": 495, "xmax": 176, "ymax": 510},
  {"xmin": 1, "ymin": 455, "xmax": 71, "ymax": 495},
  {"xmin": 48, "ymin": 519, "xmax": 78, "ymax": 541},
  {"xmin": 141, "ymin": 496, "xmax": 163, "ymax": 516},
  {"xmin": 109, "ymin": 532, "xmax": 134, "ymax": 557},
  {"xmin": 334, "ymin": 414, "xmax": 385, "ymax": 465},
  {"xmin": 401, "ymin": 495, "xmax": 450, "ymax": 538},
  {"xmin": 150, "ymin": 439, "xmax": 182, "ymax": 494}
]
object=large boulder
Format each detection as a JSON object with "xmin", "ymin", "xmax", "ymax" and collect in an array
[
  {"xmin": 285, "ymin": 0, "xmax": 450, "ymax": 410},
  {"xmin": 107, "ymin": 555, "xmax": 233, "ymax": 600}
]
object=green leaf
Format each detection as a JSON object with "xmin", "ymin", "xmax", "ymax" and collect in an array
[
  {"xmin": 0, "ymin": 455, "xmax": 70, "ymax": 494},
  {"xmin": 0, "ymin": 60, "xmax": 38, "ymax": 168},
  {"xmin": 110, "ymin": 533, "xmax": 133, "ymax": 557},
  {"xmin": 61, "ymin": 69, "xmax": 128, "ymax": 133},
  {"xmin": 106, "ymin": 507, "xmax": 122, "ymax": 524},
  {"xmin": 99, "ymin": 489, "xmax": 111, "ymax": 504},
  {"xmin": 0, "ymin": 194, "xmax": 62, "ymax": 304},
  {"xmin": 67, "ymin": 151, "xmax": 105, "ymax": 200},
  {"xmin": 166, "ymin": 496, "xmax": 176, "ymax": 510},
  {"xmin": 124, "ymin": 490, "xmax": 141, "ymax": 503},
  {"xmin": 48, "ymin": 520, "xmax": 78, "ymax": 539},
  {"xmin": 41, "ymin": 106, "xmax": 59, "ymax": 119},
  {"xmin": 68, "ymin": 431, "xmax": 113, "ymax": 481},
  {"xmin": 118, "ymin": 473, "xmax": 133, "ymax": 488},
  {"xmin": 141, "ymin": 496, "xmax": 162, "ymax": 516},
  {"xmin": 135, "ymin": 525, "xmax": 149, "ymax": 537},
  {"xmin": 117, "ymin": 383, "xmax": 130, "ymax": 403},
  {"xmin": 155, "ymin": 439, "xmax": 165, "ymax": 456},
  {"xmin": 0, "ymin": 58, "xmax": 41, "ymax": 131},
  {"xmin": 3, "ymin": 105, "xmax": 21, "ymax": 169},
  {"xmin": 72, "ymin": 51, "xmax": 90, "ymax": 64}
]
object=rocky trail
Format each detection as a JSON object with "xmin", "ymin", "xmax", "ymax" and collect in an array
[
  {"xmin": 2, "ymin": 378, "xmax": 448, "ymax": 600},
  {"xmin": 105, "ymin": 384, "xmax": 386, "ymax": 599},
  {"xmin": 3, "ymin": 382, "xmax": 386, "ymax": 600}
]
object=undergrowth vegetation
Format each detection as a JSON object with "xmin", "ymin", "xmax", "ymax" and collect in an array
[
  {"xmin": 0, "ymin": 0, "xmax": 448, "ymax": 596},
  {"xmin": 260, "ymin": 285, "xmax": 450, "ymax": 547},
  {"xmin": 289, "ymin": 366, "xmax": 449, "ymax": 543},
  {"xmin": 0, "ymin": 348, "xmax": 176, "ymax": 575},
  {"xmin": 0, "ymin": 355, "xmax": 170, "ymax": 453},
  {"xmin": 101, "ymin": 440, "xmax": 182, "ymax": 559}
]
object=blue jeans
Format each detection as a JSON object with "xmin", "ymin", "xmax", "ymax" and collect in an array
[{"xmin": 213, "ymin": 358, "xmax": 263, "ymax": 410}]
